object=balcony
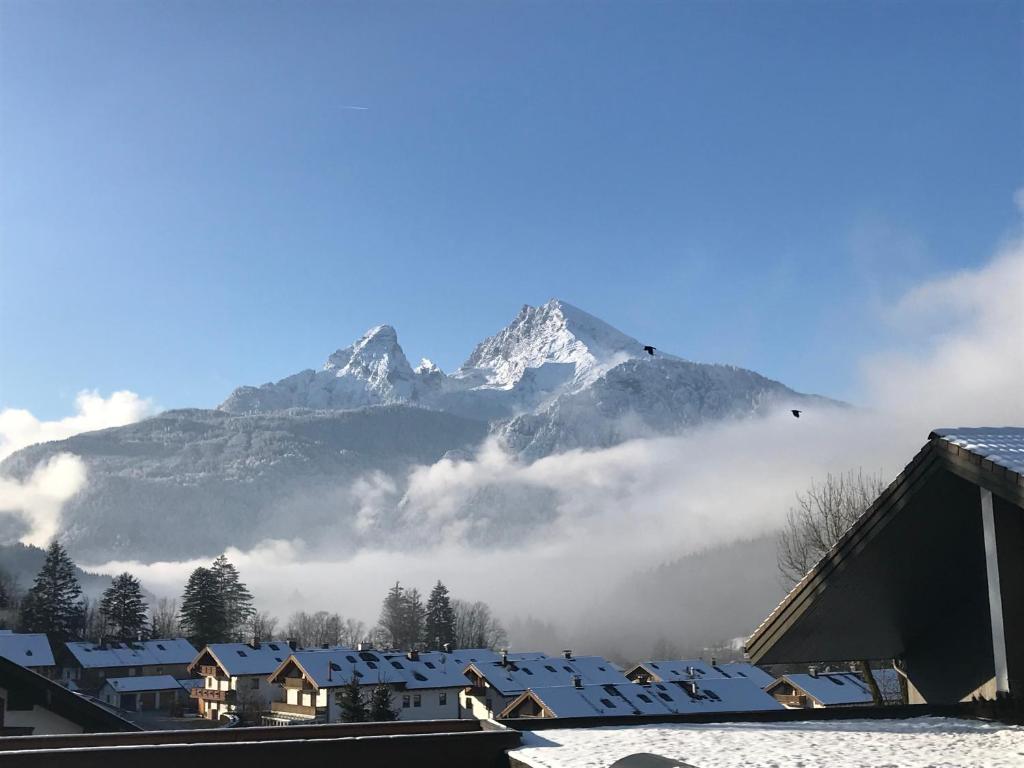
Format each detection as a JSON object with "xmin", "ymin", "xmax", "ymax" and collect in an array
[
  {"xmin": 283, "ymin": 677, "xmax": 308, "ymax": 689},
  {"xmin": 199, "ymin": 665, "xmax": 222, "ymax": 678},
  {"xmin": 191, "ymin": 688, "xmax": 236, "ymax": 703},
  {"xmin": 270, "ymin": 701, "xmax": 321, "ymax": 718},
  {"xmin": 774, "ymin": 693, "xmax": 808, "ymax": 708}
]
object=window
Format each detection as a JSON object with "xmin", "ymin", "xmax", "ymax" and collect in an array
[
  {"xmin": 637, "ymin": 694, "xmax": 652, "ymax": 703},
  {"xmin": 544, "ymin": 665, "xmax": 557, "ymax": 673},
  {"xmin": 250, "ymin": 678, "xmax": 259, "ymax": 689},
  {"xmin": 523, "ymin": 668, "xmax": 533, "ymax": 675},
  {"xmin": 391, "ymin": 661, "xmax": 404, "ymax": 669},
  {"xmin": 658, "ymin": 693, "xmax": 672, "ymax": 702},
  {"xmin": 236, "ymin": 650, "xmax": 247, "ymax": 657},
  {"xmin": 599, "ymin": 698, "xmax": 616, "ymax": 708},
  {"xmin": 268, "ymin": 643, "xmax": 279, "ymax": 651},
  {"xmin": 425, "ymin": 662, "xmax": 436, "ymax": 669},
  {"xmin": 156, "ymin": 644, "xmax": 166, "ymax": 651},
  {"xmin": 439, "ymin": 692, "xmax": 447, "ymax": 706},
  {"xmin": 402, "ymin": 695, "xmax": 410, "ymax": 708},
  {"xmin": 413, "ymin": 694, "xmax": 421, "ymax": 707},
  {"xmin": 367, "ymin": 661, "xmax": 377, "ymax": 669}
]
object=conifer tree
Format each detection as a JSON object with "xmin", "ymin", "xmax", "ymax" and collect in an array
[
  {"xmin": 179, "ymin": 567, "xmax": 228, "ymax": 646},
  {"xmin": 211, "ymin": 554, "xmax": 254, "ymax": 641},
  {"xmin": 368, "ymin": 681, "xmax": 399, "ymax": 721},
  {"xmin": 337, "ymin": 673, "xmax": 368, "ymax": 722},
  {"xmin": 378, "ymin": 582, "xmax": 406, "ymax": 648},
  {"xmin": 424, "ymin": 580, "xmax": 455, "ymax": 650},
  {"xmin": 403, "ymin": 588, "xmax": 426, "ymax": 649},
  {"xmin": 19, "ymin": 541, "xmax": 83, "ymax": 639},
  {"xmin": 100, "ymin": 572, "xmax": 149, "ymax": 642}
]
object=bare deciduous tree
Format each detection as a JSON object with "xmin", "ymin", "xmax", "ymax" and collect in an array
[
  {"xmin": 150, "ymin": 597, "xmax": 180, "ymax": 638},
  {"xmin": 777, "ymin": 469, "xmax": 886, "ymax": 584},
  {"xmin": 284, "ymin": 611, "xmax": 365, "ymax": 648},
  {"xmin": 249, "ymin": 611, "xmax": 278, "ymax": 644},
  {"xmin": 452, "ymin": 599, "xmax": 507, "ymax": 650}
]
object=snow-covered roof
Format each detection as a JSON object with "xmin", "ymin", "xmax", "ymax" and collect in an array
[
  {"xmin": 65, "ymin": 638, "xmax": 197, "ymax": 669},
  {"xmin": 0, "ymin": 631, "xmax": 55, "ymax": 668},
  {"xmin": 198, "ymin": 642, "xmax": 291, "ymax": 676},
  {"xmin": 271, "ymin": 648, "xmax": 475, "ymax": 690},
  {"xmin": 502, "ymin": 678, "xmax": 782, "ymax": 718},
  {"xmin": 930, "ymin": 427, "xmax": 1024, "ymax": 475},
  {"xmin": 775, "ymin": 670, "xmax": 900, "ymax": 706},
  {"xmin": 100, "ymin": 674, "xmax": 185, "ymax": 693},
  {"xmin": 627, "ymin": 659, "xmax": 720, "ymax": 682},
  {"xmin": 469, "ymin": 654, "xmax": 628, "ymax": 696},
  {"xmin": 717, "ymin": 662, "xmax": 776, "ymax": 688}
]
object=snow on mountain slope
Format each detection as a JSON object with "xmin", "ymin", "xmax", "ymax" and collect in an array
[
  {"xmin": 497, "ymin": 358, "xmax": 826, "ymax": 459},
  {"xmin": 220, "ymin": 325, "xmax": 423, "ymax": 413},
  {"xmin": 456, "ymin": 299, "xmax": 645, "ymax": 391}
]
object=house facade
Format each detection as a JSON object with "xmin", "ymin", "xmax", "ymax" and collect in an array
[
  {"xmin": 187, "ymin": 642, "xmax": 292, "ymax": 722},
  {"xmin": 61, "ymin": 638, "xmax": 197, "ymax": 692},
  {"xmin": 99, "ymin": 675, "xmax": 189, "ymax": 713},
  {"xmin": 264, "ymin": 648, "xmax": 472, "ymax": 725},
  {"xmin": 765, "ymin": 669, "xmax": 902, "ymax": 708}
]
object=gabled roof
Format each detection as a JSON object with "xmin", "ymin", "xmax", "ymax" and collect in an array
[
  {"xmin": 100, "ymin": 674, "xmax": 185, "ymax": 693},
  {"xmin": 269, "ymin": 648, "xmax": 474, "ymax": 690},
  {"xmin": 0, "ymin": 631, "xmax": 55, "ymax": 668},
  {"xmin": 501, "ymin": 677, "xmax": 782, "ymax": 718},
  {"xmin": 627, "ymin": 659, "xmax": 775, "ymax": 688},
  {"xmin": 190, "ymin": 642, "xmax": 290, "ymax": 676},
  {"xmin": 747, "ymin": 428, "xmax": 1024, "ymax": 664},
  {"xmin": 64, "ymin": 638, "xmax": 197, "ymax": 669},
  {"xmin": 0, "ymin": 655, "xmax": 140, "ymax": 733},
  {"xmin": 768, "ymin": 670, "xmax": 900, "ymax": 706},
  {"xmin": 467, "ymin": 654, "xmax": 628, "ymax": 696}
]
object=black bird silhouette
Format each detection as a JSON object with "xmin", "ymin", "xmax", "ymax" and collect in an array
[
  {"xmin": 791, "ymin": 409, "xmax": 802, "ymax": 418},
  {"xmin": 643, "ymin": 345, "xmax": 656, "ymax": 356}
]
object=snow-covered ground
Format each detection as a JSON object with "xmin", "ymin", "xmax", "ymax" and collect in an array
[{"xmin": 508, "ymin": 717, "xmax": 1023, "ymax": 768}]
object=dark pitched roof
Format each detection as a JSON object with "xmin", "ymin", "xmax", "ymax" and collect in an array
[
  {"xmin": 0, "ymin": 655, "xmax": 140, "ymax": 733},
  {"xmin": 746, "ymin": 427, "xmax": 1023, "ymax": 663}
]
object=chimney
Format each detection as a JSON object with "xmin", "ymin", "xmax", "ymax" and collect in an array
[
  {"xmin": 808, "ymin": 665, "xmax": 818, "ymax": 678},
  {"xmin": 711, "ymin": 656, "xmax": 718, "ymax": 667},
  {"xmin": 442, "ymin": 643, "xmax": 452, "ymax": 654},
  {"xmin": 683, "ymin": 680, "xmax": 698, "ymax": 696},
  {"xmin": 500, "ymin": 649, "xmax": 508, "ymax": 667},
  {"xmin": 407, "ymin": 649, "xmax": 419, "ymax": 662},
  {"xmin": 321, "ymin": 643, "xmax": 329, "ymax": 650},
  {"xmin": 686, "ymin": 665, "xmax": 695, "ymax": 678},
  {"xmin": 287, "ymin": 638, "xmax": 297, "ymax": 651},
  {"xmin": 571, "ymin": 675, "xmax": 583, "ymax": 689},
  {"xmin": 562, "ymin": 649, "xmax": 573, "ymax": 660}
]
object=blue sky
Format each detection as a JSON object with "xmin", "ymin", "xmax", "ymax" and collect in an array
[{"xmin": 2, "ymin": 0, "xmax": 1021, "ymax": 419}]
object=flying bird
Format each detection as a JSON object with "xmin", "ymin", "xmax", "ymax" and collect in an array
[
  {"xmin": 643, "ymin": 345, "xmax": 656, "ymax": 356},
  {"xmin": 791, "ymin": 409, "xmax": 802, "ymax": 418}
]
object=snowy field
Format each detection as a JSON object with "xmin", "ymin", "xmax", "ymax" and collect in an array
[{"xmin": 508, "ymin": 717, "xmax": 1023, "ymax": 768}]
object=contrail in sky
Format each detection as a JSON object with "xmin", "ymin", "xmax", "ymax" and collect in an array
[{"xmin": 340, "ymin": 105, "xmax": 369, "ymax": 111}]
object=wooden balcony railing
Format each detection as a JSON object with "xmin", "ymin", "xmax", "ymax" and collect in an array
[
  {"xmin": 270, "ymin": 701, "xmax": 320, "ymax": 717},
  {"xmin": 283, "ymin": 677, "xmax": 307, "ymax": 689},
  {"xmin": 774, "ymin": 693, "xmax": 808, "ymax": 708},
  {"xmin": 199, "ymin": 665, "xmax": 221, "ymax": 678},
  {"xmin": 190, "ymin": 688, "xmax": 236, "ymax": 703}
]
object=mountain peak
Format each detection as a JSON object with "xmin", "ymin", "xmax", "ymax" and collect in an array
[{"xmin": 457, "ymin": 299, "xmax": 642, "ymax": 390}]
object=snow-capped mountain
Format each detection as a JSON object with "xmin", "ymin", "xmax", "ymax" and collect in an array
[{"xmin": 1, "ymin": 299, "xmax": 835, "ymax": 560}]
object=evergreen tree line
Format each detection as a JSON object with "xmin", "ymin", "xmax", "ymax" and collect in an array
[
  {"xmin": 375, "ymin": 580, "xmax": 506, "ymax": 651},
  {"xmin": 5, "ymin": 545, "xmax": 507, "ymax": 653}
]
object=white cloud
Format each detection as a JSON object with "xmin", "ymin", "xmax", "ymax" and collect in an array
[
  {"xmin": 0, "ymin": 453, "xmax": 87, "ymax": 547},
  {"xmin": 0, "ymin": 390, "xmax": 155, "ymax": 547},
  {"xmin": 0, "ymin": 390, "xmax": 156, "ymax": 461},
  {"xmin": 860, "ymin": 239, "xmax": 1024, "ymax": 425}
]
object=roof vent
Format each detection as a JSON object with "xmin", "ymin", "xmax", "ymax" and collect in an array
[
  {"xmin": 286, "ymin": 638, "xmax": 298, "ymax": 651},
  {"xmin": 808, "ymin": 665, "xmax": 819, "ymax": 678},
  {"xmin": 500, "ymin": 649, "xmax": 508, "ymax": 667},
  {"xmin": 357, "ymin": 642, "xmax": 374, "ymax": 652},
  {"xmin": 572, "ymin": 674, "xmax": 583, "ymax": 689},
  {"xmin": 686, "ymin": 665, "xmax": 695, "ymax": 678},
  {"xmin": 562, "ymin": 649, "xmax": 573, "ymax": 660},
  {"xmin": 407, "ymin": 649, "xmax": 419, "ymax": 661},
  {"xmin": 442, "ymin": 642, "xmax": 452, "ymax": 654}
]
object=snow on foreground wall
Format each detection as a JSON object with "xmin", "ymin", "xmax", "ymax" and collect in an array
[{"xmin": 509, "ymin": 718, "xmax": 1024, "ymax": 768}]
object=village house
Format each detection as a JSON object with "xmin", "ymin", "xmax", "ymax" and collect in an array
[
  {"xmin": 60, "ymin": 638, "xmax": 197, "ymax": 692},
  {"xmin": 0, "ymin": 631, "xmax": 57, "ymax": 678},
  {"xmin": 264, "ymin": 647, "xmax": 476, "ymax": 725},
  {"xmin": 765, "ymin": 668, "xmax": 902, "ymax": 709},
  {"xmin": 747, "ymin": 427, "xmax": 1024, "ymax": 704},
  {"xmin": 98, "ymin": 674, "xmax": 190, "ymax": 713},
  {"xmin": 499, "ymin": 676, "xmax": 783, "ymax": 718},
  {"xmin": 187, "ymin": 641, "xmax": 293, "ymax": 721},
  {"xmin": 462, "ymin": 650, "xmax": 627, "ymax": 718},
  {"xmin": 624, "ymin": 658, "xmax": 776, "ymax": 689},
  {"xmin": 0, "ymin": 655, "xmax": 139, "ymax": 736}
]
